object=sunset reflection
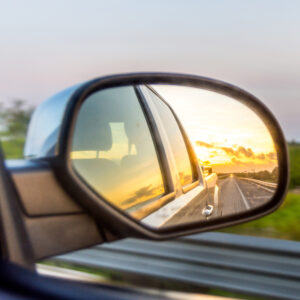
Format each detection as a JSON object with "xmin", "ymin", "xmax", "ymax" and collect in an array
[
  {"xmin": 71, "ymin": 84, "xmax": 278, "ymax": 228},
  {"xmin": 153, "ymin": 85, "xmax": 278, "ymax": 179},
  {"xmin": 72, "ymin": 157, "xmax": 165, "ymax": 210},
  {"xmin": 71, "ymin": 86, "xmax": 165, "ymax": 213}
]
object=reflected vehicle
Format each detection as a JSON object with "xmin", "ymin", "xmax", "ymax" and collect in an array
[{"xmin": 71, "ymin": 83, "xmax": 278, "ymax": 229}]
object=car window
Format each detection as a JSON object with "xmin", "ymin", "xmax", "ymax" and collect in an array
[
  {"xmin": 71, "ymin": 86, "xmax": 165, "ymax": 211},
  {"xmin": 141, "ymin": 86, "xmax": 194, "ymax": 187}
]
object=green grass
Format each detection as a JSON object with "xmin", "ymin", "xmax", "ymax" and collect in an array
[
  {"xmin": 289, "ymin": 143, "xmax": 300, "ymax": 188},
  {"xmin": 1, "ymin": 138, "xmax": 25, "ymax": 159}
]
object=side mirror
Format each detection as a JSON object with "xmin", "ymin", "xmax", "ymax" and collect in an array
[
  {"xmin": 25, "ymin": 73, "xmax": 289, "ymax": 240},
  {"xmin": 202, "ymin": 166, "xmax": 213, "ymax": 176}
]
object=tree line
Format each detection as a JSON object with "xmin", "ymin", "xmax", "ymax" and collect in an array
[{"xmin": 0, "ymin": 100, "xmax": 34, "ymax": 138}]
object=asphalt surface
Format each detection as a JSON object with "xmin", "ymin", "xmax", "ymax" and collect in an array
[
  {"xmin": 147, "ymin": 175, "xmax": 275, "ymax": 228},
  {"xmin": 219, "ymin": 176, "xmax": 275, "ymax": 217},
  {"xmin": 161, "ymin": 175, "xmax": 275, "ymax": 227}
]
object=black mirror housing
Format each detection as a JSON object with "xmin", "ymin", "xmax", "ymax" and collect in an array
[{"xmin": 24, "ymin": 73, "xmax": 289, "ymax": 241}]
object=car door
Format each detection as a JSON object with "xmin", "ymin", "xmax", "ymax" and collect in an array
[
  {"xmin": 138, "ymin": 85, "xmax": 214, "ymax": 226},
  {"xmin": 70, "ymin": 84, "xmax": 212, "ymax": 228}
]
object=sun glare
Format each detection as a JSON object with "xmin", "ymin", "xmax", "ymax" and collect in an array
[{"xmin": 153, "ymin": 85, "xmax": 277, "ymax": 174}]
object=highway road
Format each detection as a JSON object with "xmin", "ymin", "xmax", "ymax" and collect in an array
[
  {"xmin": 143, "ymin": 175, "xmax": 276, "ymax": 228},
  {"xmin": 162, "ymin": 175, "xmax": 276, "ymax": 226},
  {"xmin": 219, "ymin": 176, "xmax": 275, "ymax": 216}
]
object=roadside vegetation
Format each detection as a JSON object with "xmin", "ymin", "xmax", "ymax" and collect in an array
[
  {"xmin": 289, "ymin": 141, "xmax": 300, "ymax": 189},
  {"xmin": 232, "ymin": 167, "xmax": 278, "ymax": 183},
  {"xmin": 2, "ymin": 138, "xmax": 25, "ymax": 159},
  {"xmin": 0, "ymin": 99, "xmax": 32, "ymax": 159}
]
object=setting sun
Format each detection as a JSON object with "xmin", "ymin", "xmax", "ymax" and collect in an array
[{"xmin": 153, "ymin": 85, "xmax": 277, "ymax": 174}]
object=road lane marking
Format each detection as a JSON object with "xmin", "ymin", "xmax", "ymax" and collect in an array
[
  {"xmin": 214, "ymin": 184, "xmax": 219, "ymax": 208},
  {"xmin": 234, "ymin": 179, "xmax": 250, "ymax": 210}
]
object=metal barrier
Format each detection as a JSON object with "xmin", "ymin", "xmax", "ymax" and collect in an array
[
  {"xmin": 49, "ymin": 233, "xmax": 300, "ymax": 299},
  {"xmin": 239, "ymin": 177, "xmax": 277, "ymax": 189}
]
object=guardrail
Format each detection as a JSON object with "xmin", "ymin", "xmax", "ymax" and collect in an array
[
  {"xmin": 239, "ymin": 177, "xmax": 277, "ymax": 189},
  {"xmin": 47, "ymin": 232, "xmax": 300, "ymax": 299}
]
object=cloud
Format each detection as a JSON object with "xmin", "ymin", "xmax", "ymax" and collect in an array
[
  {"xmin": 220, "ymin": 146, "xmax": 236, "ymax": 156},
  {"xmin": 231, "ymin": 158, "xmax": 243, "ymax": 165},
  {"xmin": 256, "ymin": 153, "xmax": 266, "ymax": 160},
  {"xmin": 237, "ymin": 146, "xmax": 254, "ymax": 158},
  {"xmin": 196, "ymin": 140, "xmax": 276, "ymax": 161},
  {"xmin": 121, "ymin": 184, "xmax": 157, "ymax": 206},
  {"xmin": 196, "ymin": 141, "xmax": 214, "ymax": 148},
  {"xmin": 222, "ymin": 146, "xmax": 255, "ymax": 158}
]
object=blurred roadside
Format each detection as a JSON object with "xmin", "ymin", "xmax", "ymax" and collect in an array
[{"xmin": 0, "ymin": 99, "xmax": 32, "ymax": 159}]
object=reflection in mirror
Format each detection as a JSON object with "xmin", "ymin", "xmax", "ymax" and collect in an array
[
  {"xmin": 70, "ymin": 84, "xmax": 278, "ymax": 229},
  {"xmin": 71, "ymin": 86, "xmax": 165, "ymax": 211}
]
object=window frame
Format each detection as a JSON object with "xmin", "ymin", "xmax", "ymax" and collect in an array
[
  {"xmin": 139, "ymin": 85, "xmax": 202, "ymax": 194},
  {"xmin": 70, "ymin": 85, "xmax": 174, "ymax": 217},
  {"xmin": 68, "ymin": 83, "xmax": 204, "ymax": 221},
  {"xmin": 133, "ymin": 87, "xmax": 174, "ymax": 197}
]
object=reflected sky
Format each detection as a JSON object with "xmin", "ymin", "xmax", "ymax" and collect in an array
[
  {"xmin": 71, "ymin": 86, "xmax": 165, "ymax": 211},
  {"xmin": 153, "ymin": 85, "xmax": 277, "ymax": 174}
]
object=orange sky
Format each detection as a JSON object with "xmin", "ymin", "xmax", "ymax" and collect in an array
[{"xmin": 153, "ymin": 85, "xmax": 278, "ymax": 173}]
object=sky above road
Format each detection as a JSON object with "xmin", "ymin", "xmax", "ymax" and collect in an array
[
  {"xmin": 155, "ymin": 85, "xmax": 277, "ymax": 173},
  {"xmin": 0, "ymin": 0, "xmax": 299, "ymax": 141}
]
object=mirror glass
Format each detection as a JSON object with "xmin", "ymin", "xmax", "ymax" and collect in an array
[{"xmin": 70, "ymin": 84, "xmax": 278, "ymax": 229}]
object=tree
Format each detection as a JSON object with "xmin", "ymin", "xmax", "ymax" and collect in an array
[{"xmin": 0, "ymin": 100, "xmax": 34, "ymax": 138}]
